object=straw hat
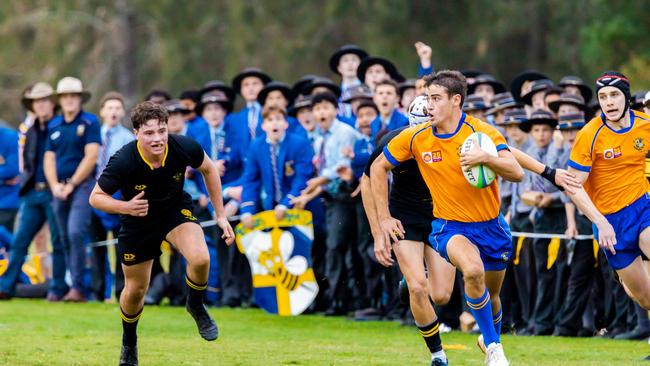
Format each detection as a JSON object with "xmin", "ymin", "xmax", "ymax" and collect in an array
[
  {"xmin": 21, "ymin": 82, "xmax": 55, "ymax": 112},
  {"xmin": 56, "ymin": 76, "xmax": 91, "ymax": 103}
]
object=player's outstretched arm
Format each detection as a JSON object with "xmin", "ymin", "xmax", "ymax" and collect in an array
[
  {"xmin": 460, "ymin": 144, "xmax": 524, "ymax": 182},
  {"xmin": 370, "ymin": 154, "xmax": 402, "ymax": 266},
  {"xmin": 565, "ymin": 167, "xmax": 617, "ymax": 254},
  {"xmin": 89, "ymin": 184, "xmax": 148, "ymax": 217},
  {"xmin": 510, "ymin": 146, "xmax": 582, "ymax": 194},
  {"xmin": 197, "ymin": 152, "xmax": 235, "ymax": 245},
  {"xmin": 360, "ymin": 175, "xmax": 381, "ymax": 240}
]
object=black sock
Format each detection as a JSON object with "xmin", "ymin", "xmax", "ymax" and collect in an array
[
  {"xmin": 121, "ymin": 307, "xmax": 142, "ymax": 347},
  {"xmin": 186, "ymin": 275, "xmax": 207, "ymax": 309},
  {"xmin": 418, "ymin": 318, "xmax": 443, "ymax": 353}
]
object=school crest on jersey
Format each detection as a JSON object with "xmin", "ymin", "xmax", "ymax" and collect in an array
[
  {"xmin": 173, "ymin": 172, "xmax": 183, "ymax": 182},
  {"xmin": 235, "ymin": 209, "xmax": 318, "ymax": 316},
  {"xmin": 634, "ymin": 138, "xmax": 645, "ymax": 151}
]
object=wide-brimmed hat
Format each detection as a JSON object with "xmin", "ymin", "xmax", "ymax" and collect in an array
[
  {"xmin": 468, "ymin": 74, "xmax": 506, "ymax": 95},
  {"xmin": 231, "ymin": 67, "xmax": 272, "ymax": 94},
  {"xmin": 342, "ymin": 84, "xmax": 373, "ymax": 103},
  {"xmin": 22, "ymin": 82, "xmax": 55, "ymax": 112},
  {"xmin": 199, "ymin": 80, "xmax": 235, "ymax": 103},
  {"xmin": 56, "ymin": 76, "xmax": 91, "ymax": 103},
  {"xmin": 631, "ymin": 91, "xmax": 647, "ymax": 111},
  {"xmin": 196, "ymin": 92, "xmax": 234, "ymax": 115},
  {"xmin": 291, "ymin": 74, "xmax": 318, "ymax": 97},
  {"xmin": 486, "ymin": 92, "xmax": 521, "ymax": 115},
  {"xmin": 462, "ymin": 94, "xmax": 489, "ymax": 112},
  {"xmin": 500, "ymin": 108, "xmax": 528, "ymax": 126},
  {"xmin": 548, "ymin": 92, "xmax": 587, "ymax": 112},
  {"xmin": 164, "ymin": 99, "xmax": 190, "ymax": 114},
  {"xmin": 559, "ymin": 76, "xmax": 593, "ymax": 103},
  {"xmin": 356, "ymin": 56, "xmax": 402, "ymax": 84},
  {"xmin": 257, "ymin": 81, "xmax": 294, "ymax": 107},
  {"xmin": 520, "ymin": 79, "xmax": 554, "ymax": 106},
  {"xmin": 520, "ymin": 109, "xmax": 558, "ymax": 133},
  {"xmin": 329, "ymin": 44, "xmax": 368, "ymax": 75},
  {"xmin": 397, "ymin": 79, "xmax": 416, "ymax": 96},
  {"xmin": 288, "ymin": 95, "xmax": 313, "ymax": 117},
  {"xmin": 557, "ymin": 112, "xmax": 586, "ymax": 130},
  {"xmin": 305, "ymin": 77, "xmax": 341, "ymax": 98},
  {"xmin": 510, "ymin": 70, "xmax": 549, "ymax": 102}
]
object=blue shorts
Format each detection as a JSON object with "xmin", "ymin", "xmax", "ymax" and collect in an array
[
  {"xmin": 428, "ymin": 215, "xmax": 512, "ymax": 271},
  {"xmin": 593, "ymin": 193, "xmax": 650, "ymax": 270}
]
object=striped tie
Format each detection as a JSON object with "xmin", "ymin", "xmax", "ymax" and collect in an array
[{"xmin": 270, "ymin": 143, "xmax": 282, "ymax": 205}]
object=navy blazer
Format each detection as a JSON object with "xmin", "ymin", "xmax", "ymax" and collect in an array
[{"xmin": 240, "ymin": 132, "xmax": 314, "ymax": 215}]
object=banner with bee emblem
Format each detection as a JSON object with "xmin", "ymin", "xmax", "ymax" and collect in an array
[{"xmin": 235, "ymin": 209, "xmax": 318, "ymax": 316}]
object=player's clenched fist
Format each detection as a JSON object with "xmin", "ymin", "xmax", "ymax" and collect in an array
[{"xmin": 122, "ymin": 191, "xmax": 149, "ymax": 217}]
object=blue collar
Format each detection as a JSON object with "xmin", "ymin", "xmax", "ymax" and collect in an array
[
  {"xmin": 600, "ymin": 109, "xmax": 634, "ymax": 134},
  {"xmin": 433, "ymin": 112, "xmax": 466, "ymax": 139}
]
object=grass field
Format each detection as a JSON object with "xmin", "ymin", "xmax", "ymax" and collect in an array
[{"xmin": 0, "ymin": 299, "xmax": 648, "ymax": 366}]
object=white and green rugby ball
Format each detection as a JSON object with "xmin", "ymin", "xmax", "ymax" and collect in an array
[{"xmin": 460, "ymin": 132, "xmax": 498, "ymax": 188}]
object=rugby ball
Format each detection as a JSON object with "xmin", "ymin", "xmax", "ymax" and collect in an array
[
  {"xmin": 460, "ymin": 132, "xmax": 498, "ymax": 188},
  {"xmin": 407, "ymin": 95, "xmax": 429, "ymax": 126}
]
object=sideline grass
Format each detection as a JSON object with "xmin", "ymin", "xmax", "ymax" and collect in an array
[{"xmin": 0, "ymin": 299, "xmax": 648, "ymax": 365}]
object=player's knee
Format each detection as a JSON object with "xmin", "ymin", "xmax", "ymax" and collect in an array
[
  {"xmin": 462, "ymin": 265, "xmax": 485, "ymax": 288},
  {"xmin": 188, "ymin": 251, "xmax": 210, "ymax": 270},
  {"xmin": 408, "ymin": 279, "xmax": 429, "ymax": 302},
  {"xmin": 430, "ymin": 288, "xmax": 452, "ymax": 305},
  {"xmin": 124, "ymin": 282, "xmax": 148, "ymax": 301}
]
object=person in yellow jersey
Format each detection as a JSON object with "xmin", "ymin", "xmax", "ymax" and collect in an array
[
  {"xmin": 370, "ymin": 70, "xmax": 581, "ymax": 366},
  {"xmin": 371, "ymin": 70, "xmax": 522, "ymax": 366},
  {"xmin": 567, "ymin": 72, "xmax": 650, "ymax": 312}
]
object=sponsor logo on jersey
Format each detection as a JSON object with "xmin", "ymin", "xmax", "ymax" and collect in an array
[
  {"xmin": 603, "ymin": 146, "xmax": 622, "ymax": 160},
  {"xmin": 422, "ymin": 151, "xmax": 442, "ymax": 163},
  {"xmin": 134, "ymin": 184, "xmax": 146, "ymax": 190},
  {"xmin": 123, "ymin": 253, "xmax": 136, "ymax": 261}
]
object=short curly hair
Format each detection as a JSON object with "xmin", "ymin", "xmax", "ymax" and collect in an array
[{"xmin": 131, "ymin": 101, "xmax": 168, "ymax": 129}]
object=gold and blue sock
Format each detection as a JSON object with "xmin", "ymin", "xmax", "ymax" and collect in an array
[
  {"xmin": 120, "ymin": 307, "xmax": 142, "ymax": 347},
  {"xmin": 465, "ymin": 288, "xmax": 500, "ymax": 347},
  {"xmin": 493, "ymin": 306, "xmax": 503, "ymax": 335}
]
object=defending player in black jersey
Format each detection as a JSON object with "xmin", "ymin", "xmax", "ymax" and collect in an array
[
  {"xmin": 361, "ymin": 123, "xmax": 456, "ymax": 366},
  {"xmin": 89, "ymin": 102, "xmax": 235, "ymax": 366}
]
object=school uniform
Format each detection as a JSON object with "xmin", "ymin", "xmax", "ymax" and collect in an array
[{"xmin": 46, "ymin": 110, "xmax": 101, "ymax": 293}]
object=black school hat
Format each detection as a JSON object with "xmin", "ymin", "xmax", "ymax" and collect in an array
[
  {"xmin": 328, "ymin": 44, "xmax": 368, "ymax": 75},
  {"xmin": 231, "ymin": 67, "xmax": 272, "ymax": 95}
]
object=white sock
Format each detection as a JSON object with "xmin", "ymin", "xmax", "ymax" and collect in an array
[{"xmin": 432, "ymin": 349, "xmax": 447, "ymax": 361}]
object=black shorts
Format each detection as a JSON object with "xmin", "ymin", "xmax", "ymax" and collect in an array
[
  {"xmin": 402, "ymin": 222, "xmax": 432, "ymax": 244},
  {"xmin": 117, "ymin": 204, "xmax": 201, "ymax": 265}
]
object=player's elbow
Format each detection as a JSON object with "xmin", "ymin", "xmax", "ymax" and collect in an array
[
  {"xmin": 511, "ymin": 166, "xmax": 525, "ymax": 182},
  {"xmin": 88, "ymin": 192, "xmax": 100, "ymax": 209}
]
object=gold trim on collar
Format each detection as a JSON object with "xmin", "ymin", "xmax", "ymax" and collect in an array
[{"xmin": 137, "ymin": 141, "xmax": 168, "ymax": 170}]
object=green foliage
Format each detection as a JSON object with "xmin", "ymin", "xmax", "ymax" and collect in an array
[{"xmin": 0, "ymin": 1, "xmax": 648, "ymax": 123}]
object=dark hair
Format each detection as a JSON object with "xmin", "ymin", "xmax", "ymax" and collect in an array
[
  {"xmin": 356, "ymin": 100, "xmax": 379, "ymax": 115},
  {"xmin": 424, "ymin": 70, "xmax": 467, "ymax": 106},
  {"xmin": 375, "ymin": 78, "xmax": 398, "ymax": 93},
  {"xmin": 179, "ymin": 90, "xmax": 200, "ymax": 103},
  {"xmin": 544, "ymin": 86, "xmax": 564, "ymax": 99},
  {"xmin": 262, "ymin": 105, "xmax": 287, "ymax": 120},
  {"xmin": 99, "ymin": 91, "xmax": 125, "ymax": 109},
  {"xmin": 311, "ymin": 91, "xmax": 338, "ymax": 108},
  {"xmin": 144, "ymin": 89, "xmax": 171, "ymax": 102},
  {"xmin": 131, "ymin": 101, "xmax": 168, "ymax": 129}
]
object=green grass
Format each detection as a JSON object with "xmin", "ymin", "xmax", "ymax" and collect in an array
[{"xmin": 0, "ymin": 299, "xmax": 648, "ymax": 365}]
